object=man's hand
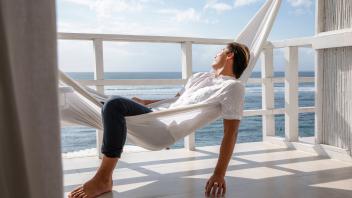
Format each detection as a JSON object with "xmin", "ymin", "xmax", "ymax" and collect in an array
[
  {"xmin": 131, "ymin": 97, "xmax": 147, "ymax": 105},
  {"xmin": 205, "ymin": 174, "xmax": 226, "ymax": 197}
]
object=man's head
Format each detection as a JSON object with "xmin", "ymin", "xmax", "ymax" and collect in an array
[{"xmin": 211, "ymin": 42, "xmax": 250, "ymax": 79}]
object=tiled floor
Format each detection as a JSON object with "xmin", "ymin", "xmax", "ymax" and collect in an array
[{"xmin": 63, "ymin": 142, "xmax": 352, "ymax": 198}]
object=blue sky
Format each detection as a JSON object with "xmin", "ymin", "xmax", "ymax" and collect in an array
[{"xmin": 57, "ymin": 0, "xmax": 316, "ymax": 72}]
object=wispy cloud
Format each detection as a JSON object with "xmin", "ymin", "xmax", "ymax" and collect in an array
[
  {"xmin": 63, "ymin": 0, "xmax": 145, "ymax": 18},
  {"xmin": 58, "ymin": 19, "xmax": 180, "ymax": 35},
  {"xmin": 204, "ymin": 0, "xmax": 233, "ymax": 13},
  {"xmin": 158, "ymin": 8, "xmax": 202, "ymax": 23},
  {"xmin": 287, "ymin": 0, "xmax": 312, "ymax": 8},
  {"xmin": 61, "ymin": 0, "xmax": 157, "ymax": 34},
  {"xmin": 287, "ymin": 0, "xmax": 313, "ymax": 15},
  {"xmin": 233, "ymin": 0, "xmax": 261, "ymax": 8},
  {"xmin": 93, "ymin": 0, "xmax": 143, "ymax": 18},
  {"xmin": 63, "ymin": 0, "xmax": 93, "ymax": 7}
]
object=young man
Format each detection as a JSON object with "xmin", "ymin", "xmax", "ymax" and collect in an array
[{"xmin": 68, "ymin": 42, "xmax": 250, "ymax": 198}]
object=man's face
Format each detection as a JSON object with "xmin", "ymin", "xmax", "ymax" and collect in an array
[{"xmin": 212, "ymin": 47, "xmax": 232, "ymax": 69}]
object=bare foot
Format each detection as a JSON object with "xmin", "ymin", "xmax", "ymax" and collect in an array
[{"xmin": 68, "ymin": 176, "xmax": 112, "ymax": 198}]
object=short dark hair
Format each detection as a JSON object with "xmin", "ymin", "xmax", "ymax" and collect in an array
[{"xmin": 226, "ymin": 42, "xmax": 250, "ymax": 79}]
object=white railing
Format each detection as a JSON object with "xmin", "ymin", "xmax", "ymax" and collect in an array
[{"xmin": 58, "ymin": 32, "xmax": 316, "ymax": 155}]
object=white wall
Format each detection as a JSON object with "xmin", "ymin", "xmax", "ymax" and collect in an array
[{"xmin": 319, "ymin": 0, "xmax": 352, "ymax": 156}]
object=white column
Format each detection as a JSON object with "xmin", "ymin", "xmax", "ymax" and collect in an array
[
  {"xmin": 261, "ymin": 46, "xmax": 275, "ymax": 141},
  {"xmin": 314, "ymin": 0, "xmax": 324, "ymax": 144},
  {"xmin": 314, "ymin": 50, "xmax": 323, "ymax": 144},
  {"xmin": 93, "ymin": 39, "xmax": 104, "ymax": 158},
  {"xmin": 181, "ymin": 41, "xmax": 195, "ymax": 150},
  {"xmin": 284, "ymin": 46, "xmax": 299, "ymax": 142}
]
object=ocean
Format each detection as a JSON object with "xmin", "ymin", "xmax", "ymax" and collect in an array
[{"xmin": 61, "ymin": 71, "xmax": 315, "ymax": 153}]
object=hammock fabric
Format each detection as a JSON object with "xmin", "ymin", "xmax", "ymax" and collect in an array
[{"xmin": 59, "ymin": 0, "xmax": 282, "ymax": 150}]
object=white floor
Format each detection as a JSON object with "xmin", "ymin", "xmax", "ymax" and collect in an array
[{"xmin": 63, "ymin": 142, "xmax": 352, "ymax": 198}]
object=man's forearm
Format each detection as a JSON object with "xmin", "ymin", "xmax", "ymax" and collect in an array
[
  {"xmin": 214, "ymin": 131, "xmax": 238, "ymax": 177},
  {"xmin": 144, "ymin": 93, "xmax": 180, "ymax": 105},
  {"xmin": 144, "ymin": 99, "xmax": 163, "ymax": 105}
]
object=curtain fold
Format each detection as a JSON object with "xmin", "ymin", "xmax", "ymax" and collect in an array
[{"xmin": 0, "ymin": 0, "xmax": 63, "ymax": 197}]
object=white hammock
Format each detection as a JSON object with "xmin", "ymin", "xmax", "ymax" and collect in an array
[{"xmin": 59, "ymin": 0, "xmax": 282, "ymax": 150}]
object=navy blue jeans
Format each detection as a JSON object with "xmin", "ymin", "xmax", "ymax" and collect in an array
[{"xmin": 101, "ymin": 96, "xmax": 153, "ymax": 158}]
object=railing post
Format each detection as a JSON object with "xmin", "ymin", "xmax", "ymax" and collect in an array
[
  {"xmin": 93, "ymin": 39, "xmax": 104, "ymax": 158},
  {"xmin": 181, "ymin": 41, "xmax": 195, "ymax": 151},
  {"xmin": 181, "ymin": 41, "xmax": 193, "ymax": 78},
  {"xmin": 284, "ymin": 46, "xmax": 299, "ymax": 142},
  {"xmin": 261, "ymin": 45, "xmax": 275, "ymax": 141}
]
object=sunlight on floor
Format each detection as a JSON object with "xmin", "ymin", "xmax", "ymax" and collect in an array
[
  {"xmin": 310, "ymin": 179, "xmax": 352, "ymax": 191},
  {"xmin": 63, "ymin": 142, "xmax": 352, "ymax": 198}
]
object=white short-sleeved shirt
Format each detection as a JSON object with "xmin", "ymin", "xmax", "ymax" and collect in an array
[{"xmin": 167, "ymin": 70, "xmax": 246, "ymax": 120}]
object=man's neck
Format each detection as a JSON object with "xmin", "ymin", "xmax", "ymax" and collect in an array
[{"xmin": 213, "ymin": 64, "xmax": 235, "ymax": 78}]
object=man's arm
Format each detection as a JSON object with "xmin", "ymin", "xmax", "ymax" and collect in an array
[
  {"xmin": 133, "ymin": 92, "xmax": 181, "ymax": 105},
  {"xmin": 205, "ymin": 119, "xmax": 240, "ymax": 197},
  {"xmin": 214, "ymin": 119, "xmax": 240, "ymax": 176}
]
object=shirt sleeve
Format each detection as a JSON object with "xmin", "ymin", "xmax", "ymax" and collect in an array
[{"xmin": 220, "ymin": 83, "xmax": 245, "ymax": 120}]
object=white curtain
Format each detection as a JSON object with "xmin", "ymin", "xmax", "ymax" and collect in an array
[{"xmin": 0, "ymin": 0, "xmax": 62, "ymax": 197}]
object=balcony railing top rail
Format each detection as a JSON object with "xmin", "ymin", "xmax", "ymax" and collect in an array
[{"xmin": 58, "ymin": 32, "xmax": 314, "ymax": 48}]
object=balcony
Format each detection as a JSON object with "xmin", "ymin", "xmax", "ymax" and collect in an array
[{"xmin": 59, "ymin": 32, "xmax": 352, "ymax": 197}]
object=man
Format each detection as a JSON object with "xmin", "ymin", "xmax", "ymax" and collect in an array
[{"xmin": 68, "ymin": 42, "xmax": 250, "ymax": 198}]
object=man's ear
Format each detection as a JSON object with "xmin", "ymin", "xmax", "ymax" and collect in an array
[{"xmin": 226, "ymin": 52, "xmax": 234, "ymax": 60}]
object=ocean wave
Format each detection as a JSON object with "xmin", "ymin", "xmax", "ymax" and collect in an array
[{"xmin": 62, "ymin": 148, "xmax": 97, "ymax": 158}]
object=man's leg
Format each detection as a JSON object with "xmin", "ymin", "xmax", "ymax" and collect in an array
[{"xmin": 68, "ymin": 96, "xmax": 152, "ymax": 198}]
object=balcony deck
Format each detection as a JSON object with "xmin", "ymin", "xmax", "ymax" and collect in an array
[{"xmin": 63, "ymin": 142, "xmax": 352, "ymax": 198}]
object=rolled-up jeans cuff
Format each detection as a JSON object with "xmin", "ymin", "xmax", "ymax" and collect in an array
[{"xmin": 102, "ymin": 148, "xmax": 123, "ymax": 158}]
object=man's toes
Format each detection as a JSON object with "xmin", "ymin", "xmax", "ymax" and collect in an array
[
  {"xmin": 70, "ymin": 186, "xmax": 83, "ymax": 195},
  {"xmin": 75, "ymin": 191, "xmax": 87, "ymax": 198},
  {"xmin": 70, "ymin": 187, "xmax": 83, "ymax": 197},
  {"xmin": 71, "ymin": 190, "xmax": 83, "ymax": 197}
]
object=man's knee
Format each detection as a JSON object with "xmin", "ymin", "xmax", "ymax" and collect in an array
[{"xmin": 102, "ymin": 96, "xmax": 128, "ymax": 115}]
